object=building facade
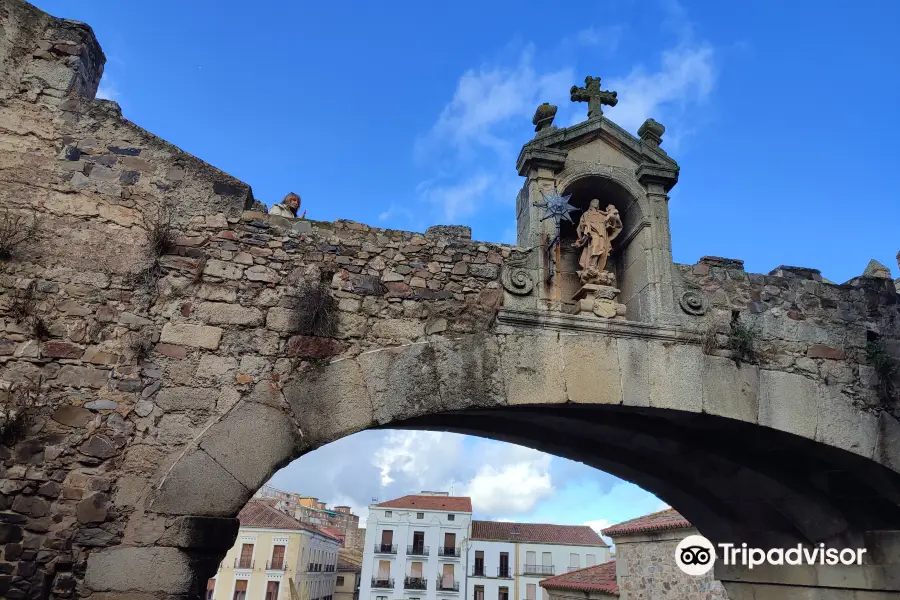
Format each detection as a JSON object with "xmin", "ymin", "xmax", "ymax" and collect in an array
[
  {"xmin": 468, "ymin": 522, "xmax": 611, "ymax": 600},
  {"xmin": 336, "ymin": 550, "xmax": 363, "ymax": 600},
  {"xmin": 254, "ymin": 485, "xmax": 362, "ymax": 548},
  {"xmin": 210, "ymin": 500, "xmax": 341, "ymax": 600},
  {"xmin": 601, "ymin": 509, "xmax": 728, "ymax": 600},
  {"xmin": 359, "ymin": 493, "xmax": 474, "ymax": 600}
]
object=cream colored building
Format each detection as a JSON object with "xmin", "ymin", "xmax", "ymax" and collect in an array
[
  {"xmin": 209, "ymin": 500, "xmax": 341, "ymax": 600},
  {"xmin": 335, "ymin": 549, "xmax": 362, "ymax": 600}
]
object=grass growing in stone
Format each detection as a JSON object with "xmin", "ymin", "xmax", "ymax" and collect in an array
[
  {"xmin": 727, "ymin": 313, "xmax": 761, "ymax": 366},
  {"xmin": 0, "ymin": 383, "xmax": 38, "ymax": 445},
  {"xmin": 0, "ymin": 208, "xmax": 38, "ymax": 261},
  {"xmin": 287, "ymin": 279, "xmax": 338, "ymax": 337},
  {"xmin": 866, "ymin": 340, "xmax": 897, "ymax": 404}
]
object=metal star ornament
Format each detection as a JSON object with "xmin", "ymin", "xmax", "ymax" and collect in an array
[{"xmin": 535, "ymin": 186, "xmax": 577, "ymax": 224}]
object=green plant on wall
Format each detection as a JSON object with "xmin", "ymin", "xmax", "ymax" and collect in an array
[
  {"xmin": 866, "ymin": 339, "xmax": 897, "ymax": 404},
  {"xmin": 727, "ymin": 312, "xmax": 761, "ymax": 366}
]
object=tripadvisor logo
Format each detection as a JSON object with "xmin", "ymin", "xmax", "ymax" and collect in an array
[{"xmin": 675, "ymin": 535, "xmax": 868, "ymax": 576}]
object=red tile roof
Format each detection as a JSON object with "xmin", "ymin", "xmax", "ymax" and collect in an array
[
  {"xmin": 540, "ymin": 561, "xmax": 618, "ymax": 596},
  {"xmin": 238, "ymin": 500, "xmax": 339, "ymax": 541},
  {"xmin": 601, "ymin": 509, "xmax": 691, "ymax": 537},
  {"xmin": 472, "ymin": 521, "xmax": 608, "ymax": 547},
  {"xmin": 376, "ymin": 495, "xmax": 472, "ymax": 512}
]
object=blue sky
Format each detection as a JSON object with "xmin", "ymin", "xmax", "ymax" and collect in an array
[{"xmin": 33, "ymin": 0, "xmax": 900, "ymax": 532}]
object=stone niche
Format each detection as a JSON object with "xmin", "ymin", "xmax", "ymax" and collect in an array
[{"xmin": 514, "ymin": 106, "xmax": 680, "ymax": 323}]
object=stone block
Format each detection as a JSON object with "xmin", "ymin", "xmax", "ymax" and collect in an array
[
  {"xmin": 285, "ymin": 359, "xmax": 374, "ymax": 446},
  {"xmin": 199, "ymin": 401, "xmax": 302, "ymax": 490},
  {"xmin": 648, "ymin": 342, "xmax": 702, "ymax": 412},
  {"xmin": 432, "ymin": 334, "xmax": 506, "ymax": 411},
  {"xmin": 155, "ymin": 343, "xmax": 188, "ymax": 358},
  {"xmin": 203, "ymin": 259, "xmax": 243, "ymax": 280},
  {"xmin": 245, "ymin": 265, "xmax": 279, "ymax": 283},
  {"xmin": 265, "ymin": 307, "xmax": 301, "ymax": 333},
  {"xmin": 196, "ymin": 302, "xmax": 263, "ymax": 327},
  {"xmin": 285, "ymin": 335, "xmax": 343, "ymax": 359},
  {"xmin": 701, "ymin": 355, "xmax": 759, "ymax": 423},
  {"xmin": 55, "ymin": 365, "xmax": 110, "ymax": 389},
  {"xmin": 371, "ymin": 318, "xmax": 425, "ymax": 342},
  {"xmin": 156, "ymin": 387, "xmax": 219, "ymax": 412},
  {"xmin": 616, "ymin": 337, "xmax": 650, "ymax": 407},
  {"xmin": 51, "ymin": 405, "xmax": 93, "ymax": 428},
  {"xmin": 195, "ymin": 355, "xmax": 238, "ymax": 380},
  {"xmin": 150, "ymin": 449, "xmax": 250, "ymax": 516},
  {"xmin": 85, "ymin": 547, "xmax": 194, "ymax": 593},
  {"xmin": 560, "ymin": 334, "xmax": 622, "ymax": 404},
  {"xmin": 817, "ymin": 384, "xmax": 877, "ymax": 458},
  {"xmin": 876, "ymin": 412, "xmax": 900, "ymax": 473},
  {"xmin": 501, "ymin": 333, "xmax": 566, "ymax": 406},
  {"xmin": 358, "ymin": 343, "xmax": 442, "ymax": 423},
  {"xmin": 160, "ymin": 323, "xmax": 223, "ymax": 349},
  {"xmin": 158, "ymin": 515, "xmax": 240, "ymax": 550},
  {"xmin": 758, "ymin": 370, "xmax": 818, "ymax": 439}
]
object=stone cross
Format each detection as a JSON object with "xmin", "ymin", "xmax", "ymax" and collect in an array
[{"xmin": 570, "ymin": 76, "xmax": 618, "ymax": 119}]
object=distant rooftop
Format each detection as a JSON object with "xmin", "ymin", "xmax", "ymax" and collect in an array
[
  {"xmin": 472, "ymin": 521, "xmax": 608, "ymax": 547},
  {"xmin": 376, "ymin": 494, "xmax": 472, "ymax": 512},
  {"xmin": 540, "ymin": 561, "xmax": 618, "ymax": 596},
  {"xmin": 239, "ymin": 500, "xmax": 339, "ymax": 541},
  {"xmin": 601, "ymin": 508, "xmax": 691, "ymax": 537}
]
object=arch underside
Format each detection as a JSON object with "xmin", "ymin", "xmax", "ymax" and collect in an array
[{"xmin": 381, "ymin": 404, "xmax": 900, "ymax": 550}]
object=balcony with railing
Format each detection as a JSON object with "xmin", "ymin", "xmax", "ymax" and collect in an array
[
  {"xmin": 437, "ymin": 546, "xmax": 461, "ymax": 558},
  {"xmin": 407, "ymin": 545, "xmax": 430, "ymax": 556},
  {"xmin": 522, "ymin": 565, "xmax": 554, "ymax": 576},
  {"xmin": 308, "ymin": 563, "xmax": 324, "ymax": 572},
  {"xmin": 267, "ymin": 559, "xmax": 286, "ymax": 571},
  {"xmin": 471, "ymin": 565, "xmax": 486, "ymax": 577},
  {"xmin": 436, "ymin": 578, "xmax": 459, "ymax": 592},
  {"xmin": 404, "ymin": 577, "xmax": 427, "ymax": 590},
  {"xmin": 497, "ymin": 566, "xmax": 512, "ymax": 578},
  {"xmin": 371, "ymin": 578, "xmax": 394, "ymax": 589},
  {"xmin": 325, "ymin": 565, "xmax": 335, "ymax": 572},
  {"xmin": 234, "ymin": 558, "xmax": 254, "ymax": 570},
  {"xmin": 374, "ymin": 543, "xmax": 398, "ymax": 555}
]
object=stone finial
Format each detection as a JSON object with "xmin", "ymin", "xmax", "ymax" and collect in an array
[
  {"xmin": 638, "ymin": 119, "xmax": 665, "ymax": 147},
  {"xmin": 532, "ymin": 103, "xmax": 558, "ymax": 133},
  {"xmin": 862, "ymin": 259, "xmax": 892, "ymax": 279}
]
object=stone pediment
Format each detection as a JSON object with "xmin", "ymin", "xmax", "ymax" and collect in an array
[{"xmin": 516, "ymin": 116, "xmax": 679, "ymax": 189}]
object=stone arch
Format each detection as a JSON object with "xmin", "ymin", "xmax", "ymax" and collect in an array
[{"xmin": 99, "ymin": 331, "xmax": 900, "ymax": 598}]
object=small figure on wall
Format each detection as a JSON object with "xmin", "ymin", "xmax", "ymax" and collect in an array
[{"xmin": 270, "ymin": 192, "xmax": 306, "ymax": 219}]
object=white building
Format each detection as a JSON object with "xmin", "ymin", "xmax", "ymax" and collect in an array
[
  {"xmin": 467, "ymin": 522, "xmax": 610, "ymax": 600},
  {"xmin": 359, "ymin": 493, "xmax": 473, "ymax": 600}
]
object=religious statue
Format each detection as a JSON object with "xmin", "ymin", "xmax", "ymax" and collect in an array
[{"xmin": 573, "ymin": 200, "xmax": 623, "ymax": 285}]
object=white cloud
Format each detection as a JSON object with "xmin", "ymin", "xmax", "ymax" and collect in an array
[
  {"xmin": 373, "ymin": 431, "xmax": 464, "ymax": 488},
  {"xmin": 464, "ymin": 444, "xmax": 553, "ymax": 514},
  {"xmin": 417, "ymin": 173, "xmax": 494, "ymax": 222},
  {"xmin": 95, "ymin": 75, "xmax": 120, "ymax": 101},
  {"xmin": 584, "ymin": 519, "xmax": 613, "ymax": 548},
  {"xmin": 421, "ymin": 46, "xmax": 573, "ymax": 158},
  {"xmin": 604, "ymin": 43, "xmax": 714, "ymax": 135}
]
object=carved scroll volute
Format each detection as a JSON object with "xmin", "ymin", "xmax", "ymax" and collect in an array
[{"xmin": 501, "ymin": 250, "xmax": 535, "ymax": 296}]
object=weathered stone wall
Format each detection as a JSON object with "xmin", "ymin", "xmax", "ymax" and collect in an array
[
  {"xmin": 614, "ymin": 528, "xmax": 728, "ymax": 600},
  {"xmin": 2, "ymin": 1, "xmax": 900, "ymax": 599}
]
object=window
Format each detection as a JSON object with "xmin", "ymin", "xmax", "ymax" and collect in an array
[
  {"xmin": 336, "ymin": 576, "xmax": 345, "ymax": 587},
  {"xmin": 447, "ymin": 514, "xmax": 455, "ymax": 521},
  {"xmin": 586, "ymin": 554, "xmax": 596, "ymax": 567},
  {"xmin": 206, "ymin": 579, "xmax": 215, "ymax": 600},
  {"xmin": 417, "ymin": 512, "xmax": 424, "ymax": 519},
  {"xmin": 499, "ymin": 587, "xmax": 509, "ymax": 600},
  {"xmin": 475, "ymin": 585, "xmax": 484, "ymax": 600},
  {"xmin": 499, "ymin": 552, "xmax": 510, "ymax": 578},
  {"xmin": 233, "ymin": 580, "xmax": 248, "ymax": 600},
  {"xmin": 526, "ymin": 550, "xmax": 536, "ymax": 568},
  {"xmin": 474, "ymin": 551, "xmax": 484, "ymax": 576},
  {"xmin": 271, "ymin": 545, "xmax": 285, "ymax": 570},
  {"xmin": 385, "ymin": 511, "xmax": 392, "ymax": 517},
  {"xmin": 526, "ymin": 584, "xmax": 536, "ymax": 600},
  {"xmin": 376, "ymin": 596, "xmax": 387, "ymax": 600},
  {"xmin": 569, "ymin": 553, "xmax": 580, "ymax": 570},
  {"xmin": 412, "ymin": 531, "xmax": 425, "ymax": 554},
  {"xmin": 265, "ymin": 581, "xmax": 280, "ymax": 600},
  {"xmin": 410, "ymin": 561, "xmax": 423, "ymax": 578},
  {"xmin": 238, "ymin": 544, "xmax": 254, "ymax": 569}
]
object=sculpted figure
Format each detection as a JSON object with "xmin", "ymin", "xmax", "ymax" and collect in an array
[{"xmin": 574, "ymin": 200, "xmax": 623, "ymax": 283}]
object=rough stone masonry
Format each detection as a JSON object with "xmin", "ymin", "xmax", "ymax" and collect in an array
[{"xmin": 1, "ymin": 2, "xmax": 900, "ymax": 599}]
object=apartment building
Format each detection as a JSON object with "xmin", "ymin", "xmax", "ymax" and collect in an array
[
  {"xmin": 254, "ymin": 485, "xmax": 361, "ymax": 548},
  {"xmin": 336, "ymin": 549, "xmax": 363, "ymax": 600},
  {"xmin": 359, "ymin": 492, "xmax": 474, "ymax": 600},
  {"xmin": 467, "ymin": 522, "xmax": 611, "ymax": 600},
  {"xmin": 210, "ymin": 500, "xmax": 341, "ymax": 600}
]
